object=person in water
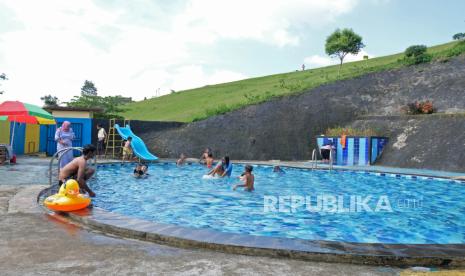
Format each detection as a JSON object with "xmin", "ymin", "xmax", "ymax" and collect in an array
[
  {"xmin": 58, "ymin": 144, "xmax": 97, "ymax": 197},
  {"xmin": 273, "ymin": 165, "xmax": 285, "ymax": 173},
  {"xmin": 133, "ymin": 163, "xmax": 148, "ymax": 178},
  {"xmin": 199, "ymin": 147, "xmax": 212, "ymax": 164},
  {"xmin": 208, "ymin": 156, "xmax": 233, "ymax": 177},
  {"xmin": 177, "ymin": 153, "xmax": 187, "ymax": 166},
  {"xmin": 233, "ymin": 165, "xmax": 254, "ymax": 191},
  {"xmin": 206, "ymin": 153, "xmax": 214, "ymax": 168}
]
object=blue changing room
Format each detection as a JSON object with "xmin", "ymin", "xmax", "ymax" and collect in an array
[
  {"xmin": 39, "ymin": 107, "xmax": 99, "ymax": 156},
  {"xmin": 316, "ymin": 136, "xmax": 389, "ymax": 166}
]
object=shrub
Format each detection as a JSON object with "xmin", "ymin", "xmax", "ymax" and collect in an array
[
  {"xmin": 403, "ymin": 45, "xmax": 432, "ymax": 65},
  {"xmin": 324, "ymin": 127, "xmax": 379, "ymax": 137},
  {"xmin": 401, "ymin": 100, "xmax": 435, "ymax": 115},
  {"xmin": 405, "ymin": 45, "xmax": 427, "ymax": 57},
  {"xmin": 445, "ymin": 40, "xmax": 465, "ymax": 57},
  {"xmin": 205, "ymin": 104, "xmax": 232, "ymax": 117}
]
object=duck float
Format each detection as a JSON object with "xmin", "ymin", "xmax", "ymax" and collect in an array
[{"xmin": 44, "ymin": 179, "xmax": 91, "ymax": 212}]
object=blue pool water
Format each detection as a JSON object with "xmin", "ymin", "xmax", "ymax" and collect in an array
[{"xmin": 90, "ymin": 163, "xmax": 465, "ymax": 244}]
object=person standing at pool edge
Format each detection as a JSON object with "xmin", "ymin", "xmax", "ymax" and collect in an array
[
  {"xmin": 59, "ymin": 144, "xmax": 97, "ymax": 197},
  {"xmin": 96, "ymin": 124, "xmax": 107, "ymax": 156},
  {"xmin": 320, "ymin": 140, "xmax": 335, "ymax": 163},
  {"xmin": 122, "ymin": 137, "xmax": 133, "ymax": 163},
  {"xmin": 55, "ymin": 121, "xmax": 75, "ymax": 168}
]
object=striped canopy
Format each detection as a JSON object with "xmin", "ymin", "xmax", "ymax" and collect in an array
[{"xmin": 0, "ymin": 101, "xmax": 55, "ymax": 125}]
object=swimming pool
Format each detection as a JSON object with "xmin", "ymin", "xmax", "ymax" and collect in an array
[{"xmin": 90, "ymin": 163, "xmax": 465, "ymax": 244}]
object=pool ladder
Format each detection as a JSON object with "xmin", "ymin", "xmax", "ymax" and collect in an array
[
  {"xmin": 48, "ymin": 147, "xmax": 97, "ymax": 187},
  {"xmin": 311, "ymin": 148, "xmax": 334, "ymax": 172}
]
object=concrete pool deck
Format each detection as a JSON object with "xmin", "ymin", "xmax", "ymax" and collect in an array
[{"xmin": 1, "ymin": 156, "xmax": 465, "ymax": 274}]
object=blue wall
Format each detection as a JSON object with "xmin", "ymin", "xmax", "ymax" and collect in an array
[
  {"xmin": 39, "ymin": 125, "xmax": 47, "ymax": 152},
  {"xmin": 9, "ymin": 122, "xmax": 26, "ymax": 155},
  {"xmin": 316, "ymin": 136, "xmax": 388, "ymax": 166},
  {"xmin": 41, "ymin": 117, "xmax": 93, "ymax": 156}
]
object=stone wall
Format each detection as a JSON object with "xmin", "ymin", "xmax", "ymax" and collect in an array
[
  {"xmin": 135, "ymin": 56, "xmax": 465, "ymax": 167},
  {"xmin": 350, "ymin": 115, "xmax": 465, "ymax": 172}
]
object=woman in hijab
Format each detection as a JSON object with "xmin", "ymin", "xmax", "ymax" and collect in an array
[{"xmin": 55, "ymin": 121, "xmax": 75, "ymax": 168}]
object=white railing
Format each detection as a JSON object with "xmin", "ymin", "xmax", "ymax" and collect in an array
[
  {"xmin": 312, "ymin": 147, "xmax": 334, "ymax": 172},
  {"xmin": 311, "ymin": 149, "xmax": 318, "ymax": 170},
  {"xmin": 329, "ymin": 149, "xmax": 334, "ymax": 172}
]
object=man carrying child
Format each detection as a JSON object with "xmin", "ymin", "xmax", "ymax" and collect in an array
[{"xmin": 233, "ymin": 165, "xmax": 254, "ymax": 192}]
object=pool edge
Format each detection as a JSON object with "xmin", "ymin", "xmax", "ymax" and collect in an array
[
  {"xmin": 37, "ymin": 161, "xmax": 465, "ymax": 267},
  {"xmin": 38, "ymin": 185, "xmax": 465, "ymax": 267}
]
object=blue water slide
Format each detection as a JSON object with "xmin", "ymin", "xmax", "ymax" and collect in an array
[{"xmin": 114, "ymin": 124, "xmax": 158, "ymax": 161}]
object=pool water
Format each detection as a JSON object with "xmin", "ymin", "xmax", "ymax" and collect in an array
[{"xmin": 90, "ymin": 163, "xmax": 465, "ymax": 244}]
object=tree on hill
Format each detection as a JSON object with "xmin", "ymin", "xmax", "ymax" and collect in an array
[
  {"xmin": 453, "ymin": 33, "xmax": 465, "ymax": 40},
  {"xmin": 0, "ymin": 73, "xmax": 8, "ymax": 94},
  {"xmin": 81, "ymin": 80, "xmax": 98, "ymax": 96},
  {"xmin": 40, "ymin": 94, "xmax": 59, "ymax": 107},
  {"xmin": 325, "ymin": 28, "xmax": 365, "ymax": 76},
  {"xmin": 403, "ymin": 45, "xmax": 431, "ymax": 65},
  {"xmin": 67, "ymin": 94, "xmax": 128, "ymax": 119}
]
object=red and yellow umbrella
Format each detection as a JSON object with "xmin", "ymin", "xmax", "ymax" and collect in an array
[
  {"xmin": 0, "ymin": 101, "xmax": 55, "ymax": 125},
  {"xmin": 0, "ymin": 101, "xmax": 56, "ymax": 149}
]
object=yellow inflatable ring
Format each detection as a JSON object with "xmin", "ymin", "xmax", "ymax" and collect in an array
[{"xmin": 44, "ymin": 179, "xmax": 91, "ymax": 212}]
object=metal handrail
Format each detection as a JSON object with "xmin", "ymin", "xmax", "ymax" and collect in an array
[
  {"xmin": 311, "ymin": 149, "xmax": 318, "ymax": 170},
  {"xmin": 48, "ymin": 147, "xmax": 97, "ymax": 187},
  {"xmin": 329, "ymin": 149, "xmax": 334, "ymax": 172}
]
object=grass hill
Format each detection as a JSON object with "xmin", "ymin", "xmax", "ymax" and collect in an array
[{"xmin": 121, "ymin": 41, "xmax": 464, "ymax": 122}]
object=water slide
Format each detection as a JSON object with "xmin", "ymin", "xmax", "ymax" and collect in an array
[{"xmin": 114, "ymin": 124, "xmax": 158, "ymax": 161}]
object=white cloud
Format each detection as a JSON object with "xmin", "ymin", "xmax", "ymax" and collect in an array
[
  {"xmin": 174, "ymin": 0, "xmax": 358, "ymax": 47},
  {"xmin": 304, "ymin": 55, "xmax": 334, "ymax": 68},
  {"xmin": 304, "ymin": 50, "xmax": 374, "ymax": 69},
  {"xmin": 0, "ymin": 0, "xmax": 359, "ymax": 105}
]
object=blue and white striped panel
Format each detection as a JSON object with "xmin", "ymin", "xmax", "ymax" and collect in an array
[
  {"xmin": 336, "ymin": 138, "xmax": 344, "ymax": 165},
  {"xmin": 347, "ymin": 138, "xmax": 354, "ymax": 166},
  {"xmin": 358, "ymin": 137, "xmax": 367, "ymax": 165},
  {"xmin": 371, "ymin": 138, "xmax": 378, "ymax": 164},
  {"xmin": 353, "ymin": 138, "xmax": 360, "ymax": 165}
]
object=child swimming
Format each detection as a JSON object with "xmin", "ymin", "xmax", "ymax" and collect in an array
[
  {"xmin": 273, "ymin": 165, "xmax": 285, "ymax": 173},
  {"xmin": 206, "ymin": 153, "xmax": 214, "ymax": 168},
  {"xmin": 233, "ymin": 165, "xmax": 254, "ymax": 191},
  {"xmin": 133, "ymin": 163, "xmax": 148, "ymax": 178},
  {"xmin": 177, "ymin": 153, "xmax": 187, "ymax": 166}
]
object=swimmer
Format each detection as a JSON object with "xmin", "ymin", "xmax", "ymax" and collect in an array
[
  {"xmin": 206, "ymin": 153, "xmax": 214, "ymax": 168},
  {"xmin": 177, "ymin": 153, "xmax": 187, "ymax": 166},
  {"xmin": 133, "ymin": 163, "xmax": 148, "ymax": 178},
  {"xmin": 199, "ymin": 147, "xmax": 212, "ymax": 164},
  {"xmin": 208, "ymin": 156, "xmax": 232, "ymax": 178},
  {"xmin": 273, "ymin": 165, "xmax": 285, "ymax": 173},
  {"xmin": 233, "ymin": 165, "xmax": 254, "ymax": 191}
]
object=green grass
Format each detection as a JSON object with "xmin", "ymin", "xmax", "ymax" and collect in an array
[{"xmin": 121, "ymin": 41, "xmax": 463, "ymax": 122}]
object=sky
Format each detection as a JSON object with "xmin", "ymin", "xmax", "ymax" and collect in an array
[{"xmin": 0, "ymin": 0, "xmax": 464, "ymax": 105}]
